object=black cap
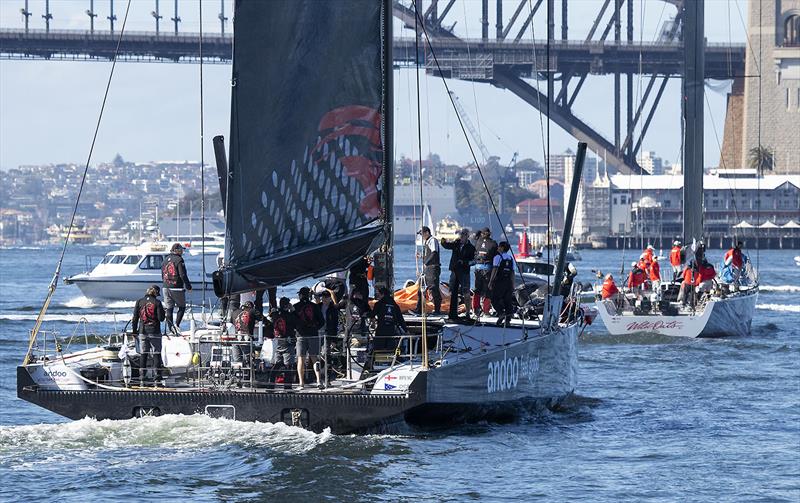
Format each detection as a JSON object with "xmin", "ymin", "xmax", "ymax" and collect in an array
[
  {"xmin": 298, "ymin": 286, "xmax": 311, "ymax": 297},
  {"xmin": 417, "ymin": 226, "xmax": 431, "ymax": 235},
  {"xmin": 171, "ymin": 243, "xmax": 184, "ymax": 252},
  {"xmin": 481, "ymin": 227, "xmax": 490, "ymax": 234},
  {"xmin": 279, "ymin": 297, "xmax": 291, "ymax": 307},
  {"xmin": 148, "ymin": 285, "xmax": 161, "ymax": 296}
]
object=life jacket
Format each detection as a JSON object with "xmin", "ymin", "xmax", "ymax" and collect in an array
[
  {"xmin": 724, "ymin": 248, "xmax": 743, "ymax": 269},
  {"xmin": 627, "ymin": 268, "xmax": 645, "ymax": 288},
  {"xmin": 682, "ymin": 267, "xmax": 700, "ymax": 286},
  {"xmin": 649, "ymin": 261, "xmax": 661, "ymax": 282},
  {"xmin": 376, "ymin": 303, "xmax": 399, "ymax": 335},
  {"xmin": 495, "ymin": 252, "xmax": 514, "ymax": 281},
  {"xmin": 670, "ymin": 246, "xmax": 682, "ymax": 266},
  {"xmin": 234, "ymin": 308, "xmax": 253, "ymax": 334},
  {"xmin": 295, "ymin": 300, "xmax": 319, "ymax": 334},
  {"xmin": 161, "ymin": 254, "xmax": 180, "ymax": 287},
  {"xmin": 476, "ymin": 237, "xmax": 497, "ymax": 264},
  {"xmin": 699, "ymin": 263, "xmax": 716, "ymax": 282},
  {"xmin": 601, "ymin": 279, "xmax": 619, "ymax": 299},
  {"xmin": 272, "ymin": 315, "xmax": 290, "ymax": 339},
  {"xmin": 423, "ymin": 237, "xmax": 440, "ymax": 267},
  {"xmin": 139, "ymin": 296, "xmax": 159, "ymax": 326}
]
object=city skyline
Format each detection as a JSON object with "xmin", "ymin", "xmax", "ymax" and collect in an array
[{"xmin": 1, "ymin": 0, "xmax": 750, "ymax": 171}]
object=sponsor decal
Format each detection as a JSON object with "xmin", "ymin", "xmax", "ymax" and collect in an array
[
  {"xmin": 625, "ymin": 320, "xmax": 683, "ymax": 331},
  {"xmin": 43, "ymin": 369, "xmax": 68, "ymax": 378},
  {"xmin": 384, "ymin": 383, "xmax": 396, "ymax": 391},
  {"xmin": 385, "ymin": 375, "xmax": 396, "ymax": 381},
  {"xmin": 487, "ymin": 352, "xmax": 539, "ymax": 394}
]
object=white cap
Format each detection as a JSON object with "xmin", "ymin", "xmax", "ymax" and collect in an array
[
  {"xmin": 631, "ymin": 262, "xmax": 637, "ymax": 267},
  {"xmin": 647, "ymin": 244, "xmax": 654, "ymax": 250}
]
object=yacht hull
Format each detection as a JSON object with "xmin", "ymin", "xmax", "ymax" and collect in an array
[
  {"xmin": 17, "ymin": 323, "xmax": 579, "ymax": 434},
  {"xmin": 68, "ymin": 277, "xmax": 215, "ymax": 304},
  {"xmin": 596, "ymin": 288, "xmax": 758, "ymax": 338}
]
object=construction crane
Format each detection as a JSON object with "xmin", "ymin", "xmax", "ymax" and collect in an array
[{"xmin": 448, "ymin": 90, "xmax": 491, "ymax": 163}]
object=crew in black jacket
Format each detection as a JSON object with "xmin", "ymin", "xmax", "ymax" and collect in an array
[
  {"xmin": 268, "ymin": 297, "xmax": 298, "ymax": 369},
  {"xmin": 131, "ymin": 285, "xmax": 166, "ymax": 385},
  {"xmin": 294, "ymin": 287, "xmax": 325, "ymax": 388},
  {"xmin": 473, "ymin": 228, "xmax": 498, "ymax": 316},
  {"xmin": 161, "ymin": 243, "xmax": 193, "ymax": 330},
  {"xmin": 370, "ymin": 287, "xmax": 407, "ymax": 351},
  {"xmin": 415, "ymin": 226, "xmax": 442, "ymax": 315},
  {"xmin": 441, "ymin": 228, "xmax": 476, "ymax": 320}
]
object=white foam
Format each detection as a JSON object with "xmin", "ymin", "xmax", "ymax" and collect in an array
[
  {"xmin": 0, "ymin": 313, "xmax": 126, "ymax": 323},
  {"xmin": 760, "ymin": 285, "xmax": 800, "ymax": 293},
  {"xmin": 63, "ymin": 297, "xmax": 136, "ymax": 309},
  {"xmin": 0, "ymin": 415, "xmax": 331, "ymax": 457},
  {"xmin": 756, "ymin": 303, "xmax": 800, "ymax": 313}
]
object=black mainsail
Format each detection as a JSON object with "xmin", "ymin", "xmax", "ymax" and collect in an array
[{"xmin": 216, "ymin": 0, "xmax": 393, "ymax": 294}]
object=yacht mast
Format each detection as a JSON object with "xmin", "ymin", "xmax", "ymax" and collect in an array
[{"xmin": 682, "ymin": 0, "xmax": 705, "ymax": 244}]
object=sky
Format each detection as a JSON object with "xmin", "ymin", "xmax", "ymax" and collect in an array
[{"xmin": 0, "ymin": 0, "xmax": 752, "ymax": 171}]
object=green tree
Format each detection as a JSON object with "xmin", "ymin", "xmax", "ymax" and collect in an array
[{"xmin": 748, "ymin": 146, "xmax": 775, "ymax": 175}]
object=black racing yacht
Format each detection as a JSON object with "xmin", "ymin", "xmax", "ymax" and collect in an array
[{"xmin": 18, "ymin": 0, "xmax": 585, "ymax": 433}]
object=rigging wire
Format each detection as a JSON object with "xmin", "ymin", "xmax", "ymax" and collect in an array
[
  {"xmin": 413, "ymin": 0, "xmax": 429, "ymax": 341},
  {"xmin": 409, "ymin": 2, "xmax": 526, "ymax": 287},
  {"xmin": 23, "ymin": 0, "xmax": 133, "ymax": 365},
  {"xmin": 199, "ymin": 0, "xmax": 207, "ymax": 312}
]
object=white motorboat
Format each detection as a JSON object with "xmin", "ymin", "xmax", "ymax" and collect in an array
[{"xmin": 64, "ymin": 235, "xmax": 223, "ymax": 303}]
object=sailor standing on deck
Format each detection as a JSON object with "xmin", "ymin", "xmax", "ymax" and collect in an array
[
  {"xmin": 161, "ymin": 243, "xmax": 193, "ymax": 331},
  {"xmin": 472, "ymin": 227, "xmax": 498, "ymax": 316},
  {"xmin": 723, "ymin": 241, "xmax": 746, "ymax": 289},
  {"xmin": 131, "ymin": 285, "xmax": 166, "ymax": 386},
  {"xmin": 415, "ymin": 226, "xmax": 442, "ymax": 315},
  {"xmin": 649, "ymin": 256, "xmax": 662, "ymax": 300},
  {"xmin": 669, "ymin": 240, "xmax": 683, "ymax": 281},
  {"xmin": 488, "ymin": 241, "xmax": 516, "ymax": 326},
  {"xmin": 441, "ymin": 228, "xmax": 476, "ymax": 321},
  {"xmin": 268, "ymin": 298, "xmax": 298, "ymax": 375},
  {"xmin": 627, "ymin": 261, "xmax": 646, "ymax": 303},
  {"xmin": 294, "ymin": 287, "xmax": 325, "ymax": 388}
]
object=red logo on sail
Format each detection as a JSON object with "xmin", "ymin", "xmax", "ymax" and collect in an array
[{"xmin": 314, "ymin": 106, "xmax": 383, "ymax": 218}]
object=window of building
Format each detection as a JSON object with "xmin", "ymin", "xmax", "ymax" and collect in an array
[
  {"xmin": 712, "ymin": 200, "xmax": 719, "ymax": 208},
  {"xmin": 664, "ymin": 200, "xmax": 671, "ymax": 208},
  {"xmin": 619, "ymin": 223, "xmax": 625, "ymax": 233},
  {"xmin": 613, "ymin": 196, "xmax": 618, "ymax": 204},
  {"xmin": 785, "ymin": 15, "xmax": 800, "ymax": 47}
]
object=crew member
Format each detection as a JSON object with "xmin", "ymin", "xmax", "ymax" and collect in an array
[
  {"xmin": 441, "ymin": 228, "xmax": 476, "ymax": 320},
  {"xmin": 697, "ymin": 259, "xmax": 717, "ymax": 295},
  {"xmin": 161, "ymin": 243, "xmax": 193, "ymax": 330},
  {"xmin": 345, "ymin": 289, "xmax": 371, "ymax": 344},
  {"xmin": 370, "ymin": 287, "xmax": 407, "ymax": 351},
  {"xmin": 669, "ymin": 240, "xmax": 683, "ymax": 280},
  {"xmin": 626, "ymin": 261, "xmax": 646, "ymax": 302},
  {"xmin": 488, "ymin": 241, "xmax": 516, "ymax": 326},
  {"xmin": 472, "ymin": 227, "xmax": 497, "ymax": 316},
  {"xmin": 318, "ymin": 290, "xmax": 339, "ymax": 367},
  {"xmin": 349, "ymin": 256, "xmax": 370, "ymax": 300},
  {"xmin": 677, "ymin": 264, "xmax": 700, "ymax": 306},
  {"xmin": 294, "ymin": 287, "xmax": 324, "ymax": 388},
  {"xmin": 415, "ymin": 226, "xmax": 442, "ymax": 315},
  {"xmin": 231, "ymin": 300, "xmax": 266, "ymax": 363},
  {"xmin": 640, "ymin": 245, "xmax": 655, "ymax": 274},
  {"xmin": 560, "ymin": 263, "xmax": 578, "ymax": 297},
  {"xmin": 601, "ymin": 274, "xmax": 620, "ymax": 302},
  {"xmin": 131, "ymin": 285, "xmax": 166, "ymax": 386},
  {"xmin": 268, "ymin": 297, "xmax": 298, "ymax": 373},
  {"xmin": 723, "ymin": 241, "xmax": 746, "ymax": 288},
  {"xmin": 649, "ymin": 256, "xmax": 662, "ymax": 299}
]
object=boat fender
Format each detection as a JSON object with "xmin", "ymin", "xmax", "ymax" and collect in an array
[{"xmin": 191, "ymin": 352, "xmax": 201, "ymax": 366}]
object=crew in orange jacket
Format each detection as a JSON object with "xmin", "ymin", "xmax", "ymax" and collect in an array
[
  {"xmin": 627, "ymin": 261, "xmax": 646, "ymax": 301},
  {"xmin": 669, "ymin": 240, "xmax": 683, "ymax": 280},
  {"xmin": 649, "ymin": 256, "xmax": 662, "ymax": 299},
  {"xmin": 601, "ymin": 274, "xmax": 620, "ymax": 300}
]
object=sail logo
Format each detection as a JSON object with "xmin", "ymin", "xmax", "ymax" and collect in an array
[{"xmin": 487, "ymin": 352, "xmax": 539, "ymax": 394}]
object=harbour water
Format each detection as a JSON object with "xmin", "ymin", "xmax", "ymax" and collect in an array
[{"xmin": 1, "ymin": 245, "xmax": 798, "ymax": 501}]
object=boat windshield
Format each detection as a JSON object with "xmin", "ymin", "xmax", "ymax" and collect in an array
[
  {"xmin": 99, "ymin": 255, "xmax": 113, "ymax": 264},
  {"xmin": 123, "ymin": 255, "xmax": 141, "ymax": 265},
  {"xmin": 139, "ymin": 255, "xmax": 164, "ymax": 270},
  {"xmin": 109, "ymin": 255, "xmax": 126, "ymax": 264},
  {"xmin": 518, "ymin": 262, "xmax": 554, "ymax": 276}
]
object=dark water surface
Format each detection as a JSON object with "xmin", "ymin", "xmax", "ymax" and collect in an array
[{"xmin": 1, "ymin": 245, "xmax": 798, "ymax": 501}]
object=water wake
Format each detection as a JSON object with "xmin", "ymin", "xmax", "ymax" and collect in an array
[
  {"xmin": 63, "ymin": 297, "xmax": 136, "ymax": 309},
  {"xmin": 760, "ymin": 285, "xmax": 800, "ymax": 293},
  {"xmin": 0, "ymin": 415, "xmax": 331, "ymax": 457},
  {"xmin": 0, "ymin": 313, "xmax": 130, "ymax": 323},
  {"xmin": 756, "ymin": 303, "xmax": 800, "ymax": 313}
]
